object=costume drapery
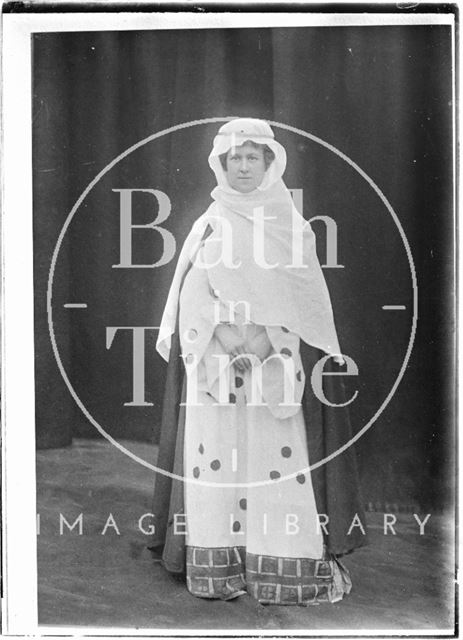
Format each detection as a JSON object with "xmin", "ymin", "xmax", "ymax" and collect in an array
[
  {"xmin": 149, "ymin": 119, "xmax": 367, "ymax": 605},
  {"xmin": 157, "ymin": 119, "xmax": 342, "ymax": 364}
]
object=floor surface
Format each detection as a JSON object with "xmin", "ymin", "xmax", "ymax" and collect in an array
[{"xmin": 36, "ymin": 438, "xmax": 455, "ymax": 633}]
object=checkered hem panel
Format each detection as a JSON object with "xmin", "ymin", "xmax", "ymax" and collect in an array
[
  {"xmin": 186, "ymin": 546, "xmax": 246, "ymax": 600},
  {"xmin": 186, "ymin": 546, "xmax": 352, "ymax": 605}
]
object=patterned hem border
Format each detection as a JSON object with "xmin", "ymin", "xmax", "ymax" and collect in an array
[{"xmin": 186, "ymin": 545, "xmax": 352, "ymax": 605}]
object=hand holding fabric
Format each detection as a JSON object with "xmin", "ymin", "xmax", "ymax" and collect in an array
[
  {"xmin": 213, "ymin": 323, "xmax": 252, "ymax": 372},
  {"xmin": 245, "ymin": 327, "xmax": 273, "ymax": 362}
]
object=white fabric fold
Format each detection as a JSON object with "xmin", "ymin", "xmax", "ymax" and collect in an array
[{"xmin": 156, "ymin": 117, "xmax": 342, "ymax": 364}]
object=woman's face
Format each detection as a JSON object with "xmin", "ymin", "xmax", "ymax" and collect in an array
[{"xmin": 224, "ymin": 143, "xmax": 267, "ymax": 193}]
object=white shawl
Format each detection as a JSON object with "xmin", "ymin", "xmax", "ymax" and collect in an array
[{"xmin": 156, "ymin": 118, "xmax": 342, "ymax": 363}]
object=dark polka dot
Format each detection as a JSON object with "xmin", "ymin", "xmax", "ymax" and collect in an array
[
  {"xmin": 198, "ymin": 444, "xmax": 204, "ymax": 454},
  {"xmin": 281, "ymin": 446, "xmax": 292, "ymax": 458},
  {"xmin": 193, "ymin": 467, "xmax": 200, "ymax": 478},
  {"xmin": 296, "ymin": 370, "xmax": 302, "ymax": 382},
  {"xmin": 235, "ymin": 376, "xmax": 244, "ymax": 388},
  {"xmin": 239, "ymin": 498, "xmax": 247, "ymax": 510},
  {"xmin": 296, "ymin": 473, "xmax": 306, "ymax": 484},
  {"xmin": 270, "ymin": 470, "xmax": 281, "ymax": 480},
  {"xmin": 210, "ymin": 459, "xmax": 221, "ymax": 471},
  {"xmin": 229, "ymin": 393, "xmax": 236, "ymax": 404},
  {"xmin": 280, "ymin": 348, "xmax": 292, "ymax": 358},
  {"xmin": 281, "ymin": 326, "xmax": 289, "ymax": 333},
  {"xmin": 232, "ymin": 521, "xmax": 241, "ymax": 532}
]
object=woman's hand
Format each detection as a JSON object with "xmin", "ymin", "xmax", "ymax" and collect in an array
[
  {"xmin": 246, "ymin": 330, "xmax": 273, "ymax": 362},
  {"xmin": 214, "ymin": 324, "xmax": 252, "ymax": 372}
]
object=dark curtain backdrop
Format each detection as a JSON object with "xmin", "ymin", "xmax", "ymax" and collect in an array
[{"xmin": 32, "ymin": 26, "xmax": 454, "ymax": 511}]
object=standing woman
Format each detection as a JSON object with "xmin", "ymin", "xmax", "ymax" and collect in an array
[{"xmin": 149, "ymin": 118, "xmax": 367, "ymax": 605}]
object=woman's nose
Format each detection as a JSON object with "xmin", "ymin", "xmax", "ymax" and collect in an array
[{"xmin": 239, "ymin": 158, "xmax": 249, "ymax": 172}]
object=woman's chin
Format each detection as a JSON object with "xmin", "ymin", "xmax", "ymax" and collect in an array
[{"xmin": 232, "ymin": 183, "xmax": 257, "ymax": 194}]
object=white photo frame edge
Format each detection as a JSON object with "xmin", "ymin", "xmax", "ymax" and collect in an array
[{"xmin": 1, "ymin": 8, "xmax": 456, "ymax": 637}]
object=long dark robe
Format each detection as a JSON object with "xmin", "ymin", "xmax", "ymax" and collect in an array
[{"xmin": 148, "ymin": 232, "xmax": 368, "ymax": 574}]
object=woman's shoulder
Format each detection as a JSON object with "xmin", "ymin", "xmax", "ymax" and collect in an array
[
  {"xmin": 176, "ymin": 206, "xmax": 216, "ymax": 262},
  {"xmin": 189, "ymin": 205, "xmax": 217, "ymax": 237},
  {"xmin": 191, "ymin": 204, "xmax": 215, "ymax": 227}
]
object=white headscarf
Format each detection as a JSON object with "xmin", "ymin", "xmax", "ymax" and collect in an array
[
  {"xmin": 208, "ymin": 117, "xmax": 287, "ymax": 194},
  {"xmin": 157, "ymin": 118, "xmax": 342, "ymax": 361}
]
